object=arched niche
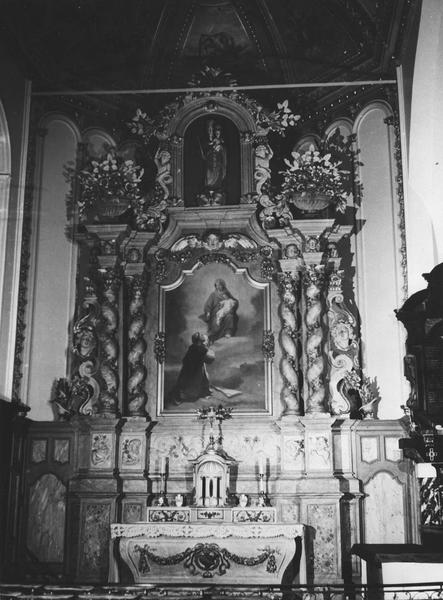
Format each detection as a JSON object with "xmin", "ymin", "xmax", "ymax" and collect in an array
[
  {"xmin": 26, "ymin": 113, "xmax": 80, "ymax": 419},
  {"xmin": 164, "ymin": 96, "xmax": 261, "ymax": 204},
  {"xmin": 82, "ymin": 127, "xmax": 115, "ymax": 158},
  {"xmin": 325, "ymin": 119, "xmax": 353, "ymax": 141},
  {"xmin": 352, "ymin": 100, "xmax": 407, "ymax": 419},
  {"xmin": 183, "ymin": 114, "xmax": 240, "ymax": 207}
]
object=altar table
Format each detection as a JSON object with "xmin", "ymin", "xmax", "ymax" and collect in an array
[{"xmin": 110, "ymin": 523, "xmax": 306, "ymax": 585}]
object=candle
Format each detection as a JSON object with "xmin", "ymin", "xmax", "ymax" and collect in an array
[
  {"xmin": 258, "ymin": 454, "xmax": 266, "ymax": 475},
  {"xmin": 160, "ymin": 456, "xmax": 167, "ymax": 474}
]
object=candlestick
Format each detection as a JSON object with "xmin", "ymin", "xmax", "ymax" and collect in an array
[
  {"xmin": 258, "ymin": 454, "xmax": 266, "ymax": 475},
  {"xmin": 259, "ymin": 473, "xmax": 264, "ymax": 493},
  {"xmin": 160, "ymin": 455, "xmax": 167, "ymax": 475}
]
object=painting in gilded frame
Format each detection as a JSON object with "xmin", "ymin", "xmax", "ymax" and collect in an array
[{"xmin": 159, "ymin": 262, "xmax": 271, "ymax": 414}]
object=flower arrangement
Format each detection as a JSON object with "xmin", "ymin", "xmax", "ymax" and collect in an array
[
  {"xmin": 344, "ymin": 369, "xmax": 379, "ymax": 419},
  {"xmin": 252, "ymin": 99, "xmax": 300, "ymax": 135},
  {"xmin": 128, "ymin": 89, "xmax": 300, "ymax": 143},
  {"xmin": 128, "ymin": 105, "xmax": 180, "ymax": 143},
  {"xmin": 68, "ymin": 147, "xmax": 144, "ymax": 219},
  {"xmin": 281, "ymin": 144, "xmax": 350, "ymax": 213}
]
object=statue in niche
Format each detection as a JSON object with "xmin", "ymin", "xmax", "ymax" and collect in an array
[
  {"xmin": 197, "ymin": 119, "xmax": 227, "ymax": 206},
  {"xmin": 184, "ymin": 115, "xmax": 240, "ymax": 207}
]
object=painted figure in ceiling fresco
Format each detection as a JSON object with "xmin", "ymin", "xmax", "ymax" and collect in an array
[
  {"xmin": 202, "ymin": 279, "xmax": 239, "ymax": 344},
  {"xmin": 201, "ymin": 119, "xmax": 227, "ymax": 194},
  {"xmin": 172, "ymin": 332, "xmax": 215, "ymax": 405}
]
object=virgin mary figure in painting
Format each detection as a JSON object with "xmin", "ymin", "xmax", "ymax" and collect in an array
[
  {"xmin": 202, "ymin": 279, "xmax": 239, "ymax": 343},
  {"xmin": 172, "ymin": 332, "xmax": 215, "ymax": 405}
]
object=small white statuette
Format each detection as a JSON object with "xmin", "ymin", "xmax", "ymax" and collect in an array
[
  {"xmin": 239, "ymin": 493, "xmax": 248, "ymax": 508},
  {"xmin": 175, "ymin": 494, "xmax": 184, "ymax": 507}
]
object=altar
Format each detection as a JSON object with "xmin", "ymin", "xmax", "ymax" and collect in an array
[
  {"xmin": 110, "ymin": 410, "xmax": 306, "ymax": 585},
  {"xmin": 110, "ymin": 521, "xmax": 306, "ymax": 585}
]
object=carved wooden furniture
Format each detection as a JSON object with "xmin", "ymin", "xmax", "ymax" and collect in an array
[
  {"xmin": 396, "ymin": 262, "xmax": 443, "ymax": 548},
  {"xmin": 110, "ymin": 522, "xmax": 305, "ymax": 585},
  {"xmin": 352, "ymin": 544, "xmax": 443, "ymax": 599}
]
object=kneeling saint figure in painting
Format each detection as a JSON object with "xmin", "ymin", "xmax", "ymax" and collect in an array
[
  {"xmin": 202, "ymin": 279, "xmax": 239, "ymax": 344},
  {"xmin": 172, "ymin": 332, "xmax": 215, "ymax": 405}
]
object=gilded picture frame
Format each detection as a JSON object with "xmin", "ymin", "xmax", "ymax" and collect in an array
[{"xmin": 157, "ymin": 261, "xmax": 272, "ymax": 415}]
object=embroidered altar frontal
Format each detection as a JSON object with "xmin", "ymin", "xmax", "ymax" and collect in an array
[{"xmin": 110, "ymin": 523, "xmax": 306, "ymax": 585}]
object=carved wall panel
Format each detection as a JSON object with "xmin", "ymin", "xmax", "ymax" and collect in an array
[
  {"xmin": 31, "ymin": 439, "xmax": 47, "ymax": 464},
  {"xmin": 363, "ymin": 471, "xmax": 405, "ymax": 543},
  {"xmin": 26, "ymin": 473, "xmax": 66, "ymax": 562},
  {"xmin": 78, "ymin": 502, "xmax": 112, "ymax": 581},
  {"xmin": 306, "ymin": 503, "xmax": 339, "ymax": 581},
  {"xmin": 53, "ymin": 439, "xmax": 70, "ymax": 464}
]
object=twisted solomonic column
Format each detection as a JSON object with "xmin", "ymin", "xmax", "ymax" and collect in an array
[
  {"xmin": 278, "ymin": 271, "xmax": 301, "ymax": 415},
  {"xmin": 98, "ymin": 268, "xmax": 121, "ymax": 415},
  {"xmin": 303, "ymin": 264, "xmax": 327, "ymax": 414},
  {"xmin": 127, "ymin": 274, "xmax": 148, "ymax": 417}
]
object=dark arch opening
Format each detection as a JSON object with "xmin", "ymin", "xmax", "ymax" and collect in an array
[{"xmin": 184, "ymin": 115, "xmax": 240, "ymax": 207}]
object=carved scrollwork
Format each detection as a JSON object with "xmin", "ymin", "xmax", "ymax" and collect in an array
[
  {"xmin": 327, "ymin": 269, "xmax": 359, "ymax": 416},
  {"xmin": 134, "ymin": 542, "xmax": 279, "ymax": 578},
  {"xmin": 70, "ymin": 297, "xmax": 101, "ymax": 415},
  {"xmin": 149, "ymin": 509, "xmax": 189, "ymax": 523}
]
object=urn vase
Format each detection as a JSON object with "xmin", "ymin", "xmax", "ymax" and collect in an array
[
  {"xmin": 95, "ymin": 196, "xmax": 131, "ymax": 219},
  {"xmin": 290, "ymin": 190, "xmax": 332, "ymax": 213}
]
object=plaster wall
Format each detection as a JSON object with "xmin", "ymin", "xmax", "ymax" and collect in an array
[
  {"xmin": 0, "ymin": 57, "xmax": 30, "ymax": 401},
  {"xmin": 354, "ymin": 105, "xmax": 406, "ymax": 419},
  {"xmin": 407, "ymin": 0, "xmax": 443, "ymax": 293},
  {"xmin": 26, "ymin": 117, "xmax": 78, "ymax": 420}
]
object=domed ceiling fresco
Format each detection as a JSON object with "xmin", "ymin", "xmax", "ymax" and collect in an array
[{"xmin": 1, "ymin": 0, "xmax": 418, "ymax": 94}]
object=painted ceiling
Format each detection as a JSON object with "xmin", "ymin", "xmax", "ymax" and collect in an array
[{"xmin": 1, "ymin": 0, "xmax": 418, "ymax": 93}]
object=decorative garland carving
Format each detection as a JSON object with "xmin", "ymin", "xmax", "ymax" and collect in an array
[
  {"xmin": 134, "ymin": 542, "xmax": 278, "ymax": 577},
  {"xmin": 12, "ymin": 120, "xmax": 41, "ymax": 402},
  {"xmin": 148, "ymin": 509, "xmax": 189, "ymax": 523},
  {"xmin": 278, "ymin": 272, "xmax": 301, "ymax": 415},
  {"xmin": 384, "ymin": 111, "xmax": 408, "ymax": 302},
  {"xmin": 154, "ymin": 332, "xmax": 166, "ymax": 364},
  {"xmin": 127, "ymin": 274, "xmax": 148, "ymax": 416},
  {"xmin": 128, "ymin": 88, "xmax": 298, "ymax": 144},
  {"xmin": 303, "ymin": 265, "xmax": 327, "ymax": 413},
  {"xmin": 262, "ymin": 330, "xmax": 275, "ymax": 361}
]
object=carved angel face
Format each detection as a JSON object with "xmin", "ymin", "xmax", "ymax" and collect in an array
[
  {"xmin": 75, "ymin": 327, "xmax": 97, "ymax": 357},
  {"xmin": 331, "ymin": 321, "xmax": 353, "ymax": 351}
]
